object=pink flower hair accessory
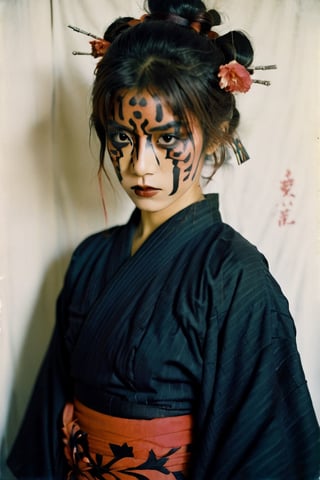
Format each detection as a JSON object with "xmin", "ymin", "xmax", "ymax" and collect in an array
[{"xmin": 218, "ymin": 60, "xmax": 252, "ymax": 93}]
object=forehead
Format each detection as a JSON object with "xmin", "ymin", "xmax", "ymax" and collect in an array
[{"xmin": 111, "ymin": 89, "xmax": 176, "ymax": 124}]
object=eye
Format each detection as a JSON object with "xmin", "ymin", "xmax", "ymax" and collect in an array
[
  {"xmin": 157, "ymin": 134, "xmax": 179, "ymax": 147},
  {"xmin": 108, "ymin": 129, "xmax": 133, "ymax": 147}
]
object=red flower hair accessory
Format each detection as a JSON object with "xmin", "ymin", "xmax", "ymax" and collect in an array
[
  {"xmin": 218, "ymin": 60, "xmax": 252, "ymax": 93},
  {"xmin": 89, "ymin": 39, "xmax": 111, "ymax": 58}
]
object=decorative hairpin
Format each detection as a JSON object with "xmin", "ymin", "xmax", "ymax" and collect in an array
[
  {"xmin": 249, "ymin": 64, "xmax": 278, "ymax": 86},
  {"xmin": 68, "ymin": 25, "xmax": 110, "ymax": 57},
  {"xmin": 218, "ymin": 60, "xmax": 277, "ymax": 93},
  {"xmin": 231, "ymin": 135, "xmax": 250, "ymax": 165},
  {"xmin": 68, "ymin": 25, "xmax": 101, "ymax": 39}
]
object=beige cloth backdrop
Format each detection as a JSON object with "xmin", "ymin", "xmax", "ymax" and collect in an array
[{"xmin": 1, "ymin": 0, "xmax": 319, "ymax": 477}]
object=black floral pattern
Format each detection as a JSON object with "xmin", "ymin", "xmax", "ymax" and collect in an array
[{"xmin": 65, "ymin": 425, "xmax": 187, "ymax": 479}]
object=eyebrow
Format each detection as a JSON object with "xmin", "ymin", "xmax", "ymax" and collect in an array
[
  {"xmin": 106, "ymin": 120, "xmax": 134, "ymax": 133},
  {"xmin": 107, "ymin": 119, "xmax": 183, "ymax": 134},
  {"xmin": 149, "ymin": 121, "xmax": 183, "ymax": 133}
]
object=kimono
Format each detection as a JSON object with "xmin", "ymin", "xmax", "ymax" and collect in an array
[{"xmin": 7, "ymin": 194, "xmax": 320, "ymax": 479}]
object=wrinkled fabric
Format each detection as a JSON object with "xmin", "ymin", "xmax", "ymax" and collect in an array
[{"xmin": 7, "ymin": 195, "xmax": 320, "ymax": 479}]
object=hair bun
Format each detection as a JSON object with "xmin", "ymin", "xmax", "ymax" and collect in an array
[
  {"xmin": 103, "ymin": 17, "xmax": 135, "ymax": 42},
  {"xmin": 215, "ymin": 31, "xmax": 254, "ymax": 67},
  {"xmin": 207, "ymin": 9, "xmax": 221, "ymax": 27}
]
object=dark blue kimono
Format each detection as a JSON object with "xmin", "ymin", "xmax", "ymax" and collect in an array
[{"xmin": 7, "ymin": 195, "xmax": 320, "ymax": 479}]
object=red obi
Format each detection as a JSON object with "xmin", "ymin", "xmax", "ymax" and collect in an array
[{"xmin": 62, "ymin": 398, "xmax": 193, "ymax": 479}]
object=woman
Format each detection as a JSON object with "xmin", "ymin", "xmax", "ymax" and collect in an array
[{"xmin": 7, "ymin": 1, "xmax": 320, "ymax": 478}]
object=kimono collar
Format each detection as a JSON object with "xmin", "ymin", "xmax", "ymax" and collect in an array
[{"xmin": 129, "ymin": 193, "xmax": 221, "ymax": 239}]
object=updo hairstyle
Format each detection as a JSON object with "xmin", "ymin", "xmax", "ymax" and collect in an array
[{"xmin": 91, "ymin": 0, "xmax": 254, "ymax": 173}]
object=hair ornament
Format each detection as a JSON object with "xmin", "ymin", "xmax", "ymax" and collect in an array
[
  {"xmin": 231, "ymin": 135, "xmax": 250, "ymax": 164},
  {"xmin": 249, "ymin": 64, "xmax": 277, "ymax": 87},
  {"xmin": 144, "ymin": 12, "xmax": 208, "ymax": 34},
  {"xmin": 190, "ymin": 21, "xmax": 202, "ymax": 33},
  {"xmin": 218, "ymin": 60, "xmax": 252, "ymax": 93},
  {"xmin": 68, "ymin": 24, "xmax": 101, "ymax": 39},
  {"xmin": 68, "ymin": 21, "xmax": 276, "ymax": 91},
  {"xmin": 144, "ymin": 12, "xmax": 190, "ymax": 27},
  {"xmin": 68, "ymin": 25, "xmax": 108, "ymax": 57},
  {"xmin": 207, "ymin": 30, "xmax": 219, "ymax": 40},
  {"xmin": 251, "ymin": 64, "xmax": 277, "ymax": 71},
  {"xmin": 88, "ymin": 39, "xmax": 111, "ymax": 58},
  {"xmin": 218, "ymin": 61, "xmax": 277, "ymax": 93},
  {"xmin": 68, "ymin": 17, "xmax": 148, "ymax": 57}
]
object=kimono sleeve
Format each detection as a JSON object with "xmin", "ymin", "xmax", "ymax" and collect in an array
[
  {"xmin": 6, "ymin": 231, "xmax": 112, "ymax": 479},
  {"xmin": 190, "ymin": 260, "xmax": 320, "ymax": 479},
  {"xmin": 6, "ymin": 273, "xmax": 74, "ymax": 479}
]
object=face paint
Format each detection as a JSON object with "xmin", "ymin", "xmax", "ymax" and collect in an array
[{"xmin": 106, "ymin": 89, "xmax": 206, "ymax": 217}]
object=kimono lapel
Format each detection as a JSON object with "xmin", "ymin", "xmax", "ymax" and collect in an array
[{"xmin": 71, "ymin": 195, "xmax": 220, "ymax": 380}]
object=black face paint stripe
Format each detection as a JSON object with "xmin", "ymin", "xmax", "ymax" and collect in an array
[
  {"xmin": 149, "ymin": 121, "xmax": 182, "ymax": 133},
  {"xmin": 140, "ymin": 119, "xmax": 149, "ymax": 134},
  {"xmin": 129, "ymin": 118, "xmax": 137, "ymax": 130},
  {"xmin": 129, "ymin": 96, "xmax": 147, "ymax": 107},
  {"xmin": 183, "ymin": 164, "xmax": 192, "ymax": 181},
  {"xmin": 108, "ymin": 147, "xmax": 123, "ymax": 182},
  {"xmin": 170, "ymin": 159, "xmax": 180, "ymax": 196},
  {"xmin": 116, "ymin": 95, "xmax": 124, "ymax": 120},
  {"xmin": 155, "ymin": 103, "xmax": 163, "ymax": 122}
]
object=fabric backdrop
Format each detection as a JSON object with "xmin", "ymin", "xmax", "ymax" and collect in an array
[{"xmin": 1, "ymin": 1, "xmax": 319, "ymax": 477}]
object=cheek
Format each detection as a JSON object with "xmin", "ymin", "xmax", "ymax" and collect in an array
[
  {"xmin": 165, "ymin": 141, "xmax": 201, "ymax": 195},
  {"xmin": 107, "ymin": 140, "xmax": 135, "ymax": 182},
  {"xmin": 107, "ymin": 141, "xmax": 123, "ymax": 182}
]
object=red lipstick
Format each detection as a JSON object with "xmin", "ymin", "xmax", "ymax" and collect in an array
[{"xmin": 132, "ymin": 185, "xmax": 160, "ymax": 198}]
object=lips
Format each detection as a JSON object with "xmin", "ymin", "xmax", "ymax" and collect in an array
[{"xmin": 131, "ymin": 185, "xmax": 161, "ymax": 198}]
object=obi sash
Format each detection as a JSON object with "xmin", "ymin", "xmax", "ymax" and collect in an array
[{"xmin": 62, "ymin": 399, "xmax": 193, "ymax": 479}]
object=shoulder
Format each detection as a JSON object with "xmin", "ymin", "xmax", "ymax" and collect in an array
[
  {"xmin": 201, "ymin": 222, "xmax": 291, "ymax": 316},
  {"xmin": 63, "ymin": 225, "xmax": 123, "ymax": 291},
  {"xmin": 202, "ymin": 221, "xmax": 269, "ymax": 276},
  {"xmin": 72, "ymin": 225, "xmax": 119, "ymax": 259}
]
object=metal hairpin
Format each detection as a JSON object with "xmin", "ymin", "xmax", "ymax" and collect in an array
[
  {"xmin": 253, "ymin": 79, "xmax": 271, "ymax": 86},
  {"xmin": 249, "ymin": 64, "xmax": 277, "ymax": 86},
  {"xmin": 68, "ymin": 25, "xmax": 103, "ymax": 56},
  {"xmin": 253, "ymin": 65, "xmax": 277, "ymax": 71},
  {"xmin": 68, "ymin": 25, "xmax": 101, "ymax": 39},
  {"xmin": 72, "ymin": 51, "xmax": 92, "ymax": 55}
]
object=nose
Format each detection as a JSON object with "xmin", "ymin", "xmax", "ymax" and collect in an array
[{"xmin": 132, "ymin": 137, "xmax": 159, "ymax": 176}]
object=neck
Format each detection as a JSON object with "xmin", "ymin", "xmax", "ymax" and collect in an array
[{"xmin": 131, "ymin": 188, "xmax": 205, "ymax": 255}]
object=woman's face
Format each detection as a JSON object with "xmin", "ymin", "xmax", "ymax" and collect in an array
[{"xmin": 106, "ymin": 89, "xmax": 210, "ymax": 216}]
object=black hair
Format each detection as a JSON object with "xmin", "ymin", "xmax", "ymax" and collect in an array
[
  {"xmin": 102, "ymin": 17, "xmax": 135, "ymax": 42},
  {"xmin": 92, "ymin": 0, "xmax": 254, "ymax": 174}
]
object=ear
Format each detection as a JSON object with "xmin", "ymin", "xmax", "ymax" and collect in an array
[{"xmin": 220, "ymin": 120, "xmax": 230, "ymax": 133}]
